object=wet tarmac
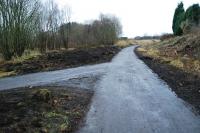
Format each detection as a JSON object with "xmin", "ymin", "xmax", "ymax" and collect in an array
[
  {"xmin": 0, "ymin": 46, "xmax": 199, "ymax": 133},
  {"xmin": 0, "ymin": 63, "xmax": 108, "ymax": 90},
  {"xmin": 78, "ymin": 46, "xmax": 200, "ymax": 133}
]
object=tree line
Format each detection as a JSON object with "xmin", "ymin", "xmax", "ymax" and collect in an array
[
  {"xmin": 0, "ymin": 0, "xmax": 122, "ymax": 60},
  {"xmin": 172, "ymin": 2, "xmax": 200, "ymax": 35}
]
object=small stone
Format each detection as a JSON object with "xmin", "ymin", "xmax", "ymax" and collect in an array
[
  {"xmin": 17, "ymin": 102, "xmax": 26, "ymax": 107},
  {"xmin": 179, "ymin": 82, "xmax": 183, "ymax": 86},
  {"xmin": 40, "ymin": 128, "xmax": 48, "ymax": 133}
]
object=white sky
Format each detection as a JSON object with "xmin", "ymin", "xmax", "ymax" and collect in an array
[{"xmin": 55, "ymin": 0, "xmax": 200, "ymax": 38}]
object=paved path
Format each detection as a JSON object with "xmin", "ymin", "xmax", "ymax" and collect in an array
[
  {"xmin": 0, "ymin": 63, "xmax": 108, "ymax": 90},
  {"xmin": 78, "ymin": 46, "xmax": 200, "ymax": 133},
  {"xmin": 0, "ymin": 46, "xmax": 199, "ymax": 133}
]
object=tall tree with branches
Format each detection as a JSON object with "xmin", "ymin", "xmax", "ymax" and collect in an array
[
  {"xmin": 0, "ymin": 0, "xmax": 40, "ymax": 60},
  {"xmin": 172, "ymin": 2, "xmax": 185, "ymax": 36}
]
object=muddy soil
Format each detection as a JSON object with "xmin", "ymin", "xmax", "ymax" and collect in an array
[
  {"xmin": 0, "ymin": 46, "xmax": 120, "ymax": 77},
  {"xmin": 0, "ymin": 86, "xmax": 93, "ymax": 133},
  {"xmin": 135, "ymin": 48, "xmax": 200, "ymax": 114}
]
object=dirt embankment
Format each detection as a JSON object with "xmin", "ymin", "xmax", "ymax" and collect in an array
[
  {"xmin": 135, "ymin": 34, "xmax": 200, "ymax": 114},
  {"xmin": 0, "ymin": 86, "xmax": 93, "ymax": 133},
  {"xmin": 0, "ymin": 45, "xmax": 120, "ymax": 78}
]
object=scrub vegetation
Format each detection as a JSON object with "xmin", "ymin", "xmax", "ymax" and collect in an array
[
  {"xmin": 0, "ymin": 0, "xmax": 123, "ymax": 78},
  {"xmin": 136, "ymin": 2, "xmax": 200, "ymax": 114},
  {"xmin": 0, "ymin": 0, "xmax": 122, "ymax": 61}
]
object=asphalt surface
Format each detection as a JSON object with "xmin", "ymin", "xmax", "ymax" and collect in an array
[
  {"xmin": 78, "ymin": 46, "xmax": 200, "ymax": 133},
  {"xmin": 0, "ymin": 46, "xmax": 199, "ymax": 133},
  {"xmin": 0, "ymin": 63, "xmax": 108, "ymax": 90}
]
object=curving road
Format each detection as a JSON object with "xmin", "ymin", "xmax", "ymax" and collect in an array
[
  {"xmin": 78, "ymin": 46, "xmax": 200, "ymax": 133},
  {"xmin": 0, "ymin": 46, "xmax": 199, "ymax": 133}
]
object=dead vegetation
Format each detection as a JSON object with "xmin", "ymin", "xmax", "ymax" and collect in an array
[
  {"xmin": 137, "ymin": 33, "xmax": 200, "ymax": 74},
  {"xmin": 136, "ymin": 33, "xmax": 200, "ymax": 114},
  {"xmin": 115, "ymin": 39, "xmax": 159, "ymax": 48},
  {"xmin": 0, "ymin": 45, "xmax": 120, "ymax": 78},
  {"xmin": 0, "ymin": 86, "xmax": 93, "ymax": 133}
]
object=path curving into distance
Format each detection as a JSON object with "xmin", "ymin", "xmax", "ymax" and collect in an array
[
  {"xmin": 77, "ymin": 46, "xmax": 200, "ymax": 133},
  {"xmin": 0, "ymin": 46, "xmax": 199, "ymax": 133}
]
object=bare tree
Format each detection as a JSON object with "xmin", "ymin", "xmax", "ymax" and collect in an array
[
  {"xmin": 89, "ymin": 14, "xmax": 122, "ymax": 45},
  {"xmin": 59, "ymin": 6, "xmax": 71, "ymax": 49},
  {"xmin": 38, "ymin": 0, "xmax": 71, "ymax": 51},
  {"xmin": 0, "ymin": 0, "xmax": 40, "ymax": 60},
  {"xmin": 0, "ymin": 0, "xmax": 122, "ymax": 60}
]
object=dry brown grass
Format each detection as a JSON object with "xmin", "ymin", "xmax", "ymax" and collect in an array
[
  {"xmin": 115, "ymin": 39, "xmax": 160, "ymax": 48},
  {"xmin": 115, "ymin": 39, "xmax": 134, "ymax": 48},
  {"xmin": 137, "ymin": 35, "xmax": 200, "ymax": 74},
  {"xmin": 133, "ymin": 39, "xmax": 160, "ymax": 47},
  {"xmin": 0, "ymin": 70, "xmax": 16, "ymax": 78},
  {"xmin": 13, "ymin": 50, "xmax": 41, "ymax": 63}
]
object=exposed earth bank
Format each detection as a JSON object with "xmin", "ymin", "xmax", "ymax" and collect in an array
[
  {"xmin": 0, "ymin": 45, "xmax": 120, "ymax": 78},
  {"xmin": 0, "ymin": 75, "xmax": 100, "ymax": 133},
  {"xmin": 135, "ymin": 47, "xmax": 200, "ymax": 114}
]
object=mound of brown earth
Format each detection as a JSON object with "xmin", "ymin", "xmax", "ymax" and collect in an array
[
  {"xmin": 0, "ymin": 45, "xmax": 120, "ymax": 77},
  {"xmin": 0, "ymin": 86, "xmax": 93, "ymax": 133}
]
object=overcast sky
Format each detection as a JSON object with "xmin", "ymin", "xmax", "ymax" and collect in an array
[{"xmin": 55, "ymin": 0, "xmax": 200, "ymax": 37}]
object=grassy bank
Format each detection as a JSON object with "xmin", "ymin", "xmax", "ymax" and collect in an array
[
  {"xmin": 137, "ymin": 34, "xmax": 200, "ymax": 74},
  {"xmin": 136, "ymin": 34, "xmax": 200, "ymax": 114}
]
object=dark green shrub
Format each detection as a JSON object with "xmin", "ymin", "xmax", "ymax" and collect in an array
[
  {"xmin": 185, "ymin": 4, "xmax": 200, "ymax": 25},
  {"xmin": 172, "ymin": 2, "xmax": 185, "ymax": 36}
]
